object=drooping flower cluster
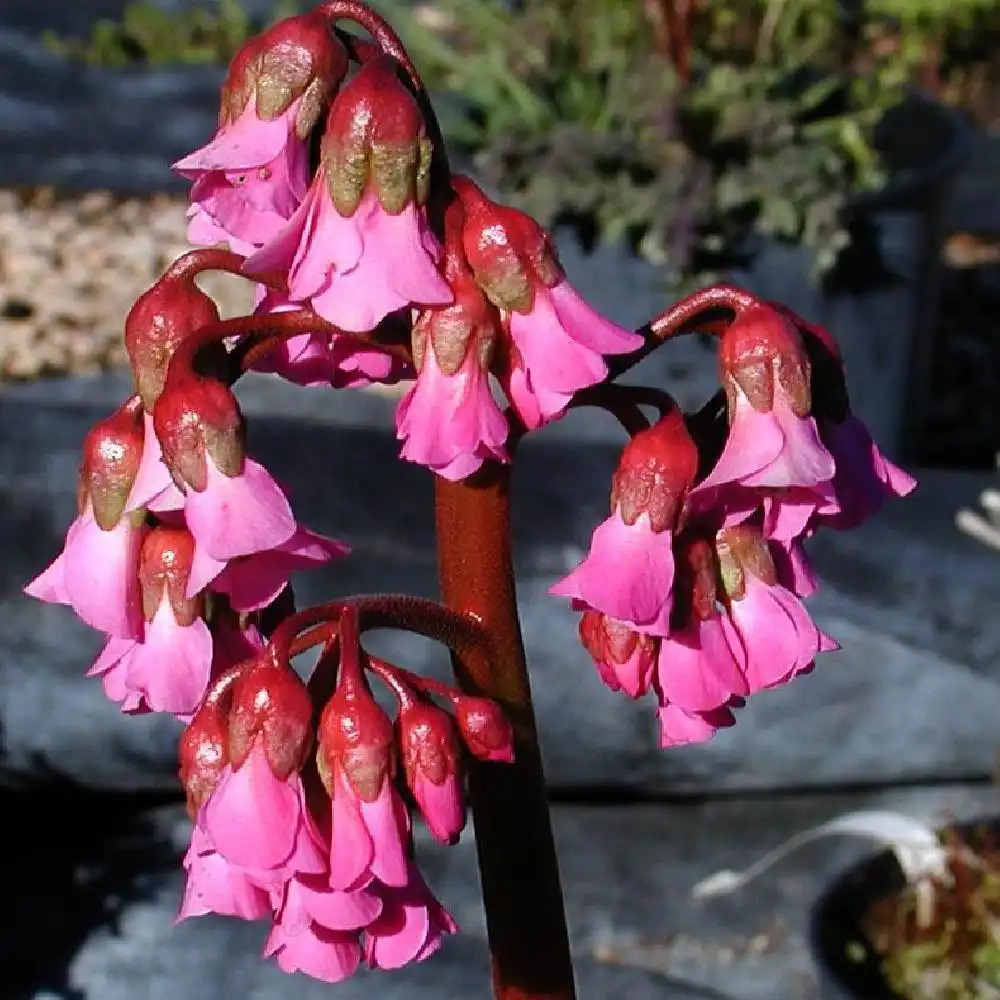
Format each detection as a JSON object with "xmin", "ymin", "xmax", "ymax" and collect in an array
[
  {"xmin": 176, "ymin": 14, "xmax": 641, "ymax": 479},
  {"xmin": 179, "ymin": 613, "xmax": 513, "ymax": 981},
  {"xmin": 551, "ymin": 303, "xmax": 915, "ymax": 746}
]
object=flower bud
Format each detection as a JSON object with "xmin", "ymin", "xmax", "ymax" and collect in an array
[
  {"xmin": 452, "ymin": 175, "xmax": 562, "ymax": 314},
  {"xmin": 610, "ymin": 408, "xmax": 699, "ymax": 533},
  {"xmin": 220, "ymin": 11, "xmax": 349, "ymax": 139},
  {"xmin": 714, "ymin": 525, "xmax": 778, "ymax": 600},
  {"xmin": 673, "ymin": 536, "xmax": 721, "ymax": 623},
  {"xmin": 152, "ymin": 376, "xmax": 245, "ymax": 492},
  {"xmin": 227, "ymin": 659, "xmax": 314, "ymax": 780},
  {"xmin": 321, "ymin": 55, "xmax": 433, "ymax": 217},
  {"xmin": 579, "ymin": 611, "xmax": 658, "ymax": 697},
  {"xmin": 318, "ymin": 670, "xmax": 396, "ymax": 803},
  {"xmin": 124, "ymin": 272, "xmax": 222, "ymax": 411},
  {"xmin": 77, "ymin": 397, "xmax": 145, "ymax": 530},
  {"xmin": 452, "ymin": 695, "xmax": 514, "ymax": 763},
  {"xmin": 398, "ymin": 701, "xmax": 465, "ymax": 844},
  {"xmin": 138, "ymin": 526, "xmax": 201, "ymax": 626},
  {"xmin": 719, "ymin": 305, "xmax": 811, "ymax": 417},
  {"xmin": 179, "ymin": 704, "xmax": 229, "ymax": 814}
]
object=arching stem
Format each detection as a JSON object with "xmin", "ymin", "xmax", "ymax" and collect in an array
[{"xmin": 435, "ymin": 459, "xmax": 576, "ymax": 1000}]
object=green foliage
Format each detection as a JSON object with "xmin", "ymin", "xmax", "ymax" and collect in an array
[{"xmin": 43, "ymin": 0, "xmax": 301, "ymax": 67}]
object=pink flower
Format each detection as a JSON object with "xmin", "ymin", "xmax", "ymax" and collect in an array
[
  {"xmin": 246, "ymin": 186, "xmax": 451, "ymax": 334},
  {"xmin": 819, "ymin": 414, "xmax": 917, "ymax": 530},
  {"xmin": 654, "ymin": 615, "xmax": 749, "ymax": 712},
  {"xmin": 25, "ymin": 508, "xmax": 146, "ymax": 639},
  {"xmin": 504, "ymin": 279, "xmax": 643, "ymax": 429},
  {"xmin": 326, "ymin": 765, "xmax": 410, "ymax": 891},
  {"xmin": 396, "ymin": 334, "xmax": 508, "ymax": 481},
  {"xmin": 174, "ymin": 96, "xmax": 310, "ymax": 254},
  {"xmin": 699, "ymin": 387, "xmax": 836, "ymax": 491},
  {"xmin": 364, "ymin": 865, "xmax": 458, "ymax": 970},
  {"xmin": 178, "ymin": 825, "xmax": 271, "ymax": 922},
  {"xmin": 551, "ymin": 411, "xmax": 699, "ymax": 637},
  {"xmin": 202, "ymin": 741, "xmax": 326, "ymax": 878}
]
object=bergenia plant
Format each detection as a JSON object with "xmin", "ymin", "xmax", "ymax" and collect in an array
[{"xmin": 23, "ymin": 3, "xmax": 917, "ymax": 997}]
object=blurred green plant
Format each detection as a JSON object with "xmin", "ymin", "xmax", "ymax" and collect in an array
[{"xmin": 43, "ymin": 0, "xmax": 301, "ymax": 67}]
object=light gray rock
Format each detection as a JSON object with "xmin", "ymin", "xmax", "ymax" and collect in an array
[{"xmin": 9, "ymin": 785, "xmax": 1000, "ymax": 1000}]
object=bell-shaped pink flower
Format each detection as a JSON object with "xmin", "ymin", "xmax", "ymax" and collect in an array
[
  {"xmin": 504, "ymin": 278, "xmax": 642, "ymax": 429},
  {"xmin": 396, "ymin": 332, "xmax": 508, "ymax": 482},
  {"xmin": 246, "ymin": 185, "xmax": 451, "ymax": 334},
  {"xmin": 178, "ymin": 825, "xmax": 271, "ymax": 922},
  {"xmin": 202, "ymin": 741, "xmax": 325, "ymax": 877},
  {"xmin": 364, "ymin": 864, "xmax": 458, "ymax": 970},
  {"xmin": 656, "ymin": 699, "xmax": 739, "ymax": 748},
  {"xmin": 819, "ymin": 414, "xmax": 917, "ymax": 530},
  {"xmin": 655, "ymin": 614, "xmax": 749, "ymax": 712},
  {"xmin": 175, "ymin": 95, "xmax": 311, "ymax": 254},
  {"xmin": 25, "ymin": 508, "xmax": 146, "ymax": 639},
  {"xmin": 453, "ymin": 175, "xmax": 641, "ymax": 429},
  {"xmin": 551, "ymin": 411, "xmax": 699, "ymax": 636}
]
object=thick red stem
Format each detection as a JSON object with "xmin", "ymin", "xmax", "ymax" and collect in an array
[
  {"xmin": 320, "ymin": 0, "xmax": 422, "ymax": 89},
  {"xmin": 435, "ymin": 462, "xmax": 576, "ymax": 1000},
  {"xmin": 163, "ymin": 248, "xmax": 249, "ymax": 281}
]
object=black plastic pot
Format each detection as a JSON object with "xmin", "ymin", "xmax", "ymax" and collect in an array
[{"xmin": 810, "ymin": 818, "xmax": 999, "ymax": 1000}]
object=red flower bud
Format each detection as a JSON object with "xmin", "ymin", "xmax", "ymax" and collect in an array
[
  {"xmin": 221, "ymin": 11, "xmax": 349, "ymax": 139},
  {"xmin": 321, "ymin": 55, "xmax": 432, "ymax": 216},
  {"xmin": 179, "ymin": 704, "xmax": 229, "ymax": 814},
  {"xmin": 77, "ymin": 396, "xmax": 145, "ymax": 529},
  {"xmin": 227, "ymin": 659, "xmax": 314, "ymax": 780},
  {"xmin": 579, "ymin": 611, "xmax": 657, "ymax": 697},
  {"xmin": 152, "ymin": 376, "xmax": 244, "ymax": 492},
  {"xmin": 452, "ymin": 175, "xmax": 562, "ymax": 313},
  {"xmin": 318, "ymin": 669, "xmax": 396, "ymax": 802},
  {"xmin": 398, "ymin": 701, "xmax": 465, "ymax": 844},
  {"xmin": 718, "ymin": 305, "xmax": 811, "ymax": 417},
  {"xmin": 124, "ymin": 273, "xmax": 222, "ymax": 411},
  {"xmin": 452, "ymin": 695, "xmax": 514, "ymax": 763},
  {"xmin": 610, "ymin": 407, "xmax": 699, "ymax": 532},
  {"xmin": 138, "ymin": 526, "xmax": 201, "ymax": 625}
]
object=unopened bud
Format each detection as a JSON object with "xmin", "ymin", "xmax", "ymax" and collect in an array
[
  {"xmin": 579, "ymin": 611, "xmax": 657, "ymax": 697},
  {"xmin": 715, "ymin": 525, "xmax": 777, "ymax": 600},
  {"xmin": 318, "ymin": 673, "xmax": 395, "ymax": 802},
  {"xmin": 398, "ymin": 701, "xmax": 464, "ymax": 844},
  {"xmin": 719, "ymin": 305, "xmax": 811, "ymax": 417},
  {"xmin": 77, "ymin": 397, "xmax": 145, "ymax": 530},
  {"xmin": 138, "ymin": 526, "xmax": 201, "ymax": 625},
  {"xmin": 179, "ymin": 704, "xmax": 229, "ymax": 814},
  {"xmin": 452, "ymin": 695, "xmax": 514, "ymax": 763},
  {"xmin": 610, "ymin": 407, "xmax": 699, "ymax": 532},
  {"xmin": 452, "ymin": 175, "xmax": 562, "ymax": 314},
  {"xmin": 221, "ymin": 11, "xmax": 349, "ymax": 139},
  {"xmin": 321, "ymin": 56, "xmax": 432, "ymax": 216},
  {"xmin": 227, "ymin": 659, "xmax": 314, "ymax": 779},
  {"xmin": 152, "ymin": 376, "xmax": 244, "ymax": 492},
  {"xmin": 125, "ymin": 272, "xmax": 222, "ymax": 411}
]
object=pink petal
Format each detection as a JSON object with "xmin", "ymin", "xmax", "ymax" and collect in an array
[
  {"xmin": 548, "ymin": 279, "xmax": 643, "ymax": 354},
  {"xmin": 184, "ymin": 457, "xmax": 296, "ymax": 561},
  {"xmin": 265, "ymin": 921, "xmax": 362, "ymax": 983},
  {"xmin": 741, "ymin": 403, "xmax": 835, "ymax": 488},
  {"xmin": 178, "ymin": 847, "xmax": 271, "ymax": 922},
  {"xmin": 413, "ymin": 772, "xmax": 465, "ymax": 844},
  {"xmin": 63, "ymin": 514, "xmax": 145, "ymax": 638},
  {"xmin": 328, "ymin": 771, "xmax": 374, "ymax": 891},
  {"xmin": 657, "ymin": 702, "xmax": 736, "ymax": 747},
  {"xmin": 655, "ymin": 616, "xmax": 748, "ymax": 712},
  {"xmin": 697, "ymin": 396, "xmax": 785, "ymax": 491},
  {"xmin": 243, "ymin": 188, "xmax": 317, "ymax": 281},
  {"xmin": 173, "ymin": 100, "xmax": 289, "ymax": 174},
  {"xmin": 186, "ymin": 541, "xmax": 228, "ymax": 598},
  {"xmin": 550, "ymin": 514, "xmax": 675, "ymax": 635},
  {"xmin": 770, "ymin": 538, "xmax": 818, "ymax": 598},
  {"xmin": 296, "ymin": 876, "xmax": 384, "ymax": 931},
  {"xmin": 124, "ymin": 599, "xmax": 213, "ymax": 717},
  {"xmin": 24, "ymin": 551, "xmax": 70, "ymax": 605},
  {"xmin": 86, "ymin": 635, "xmax": 134, "ymax": 678},
  {"xmin": 358, "ymin": 784, "xmax": 410, "ymax": 888},
  {"xmin": 126, "ymin": 412, "xmax": 175, "ymax": 513},
  {"xmin": 203, "ymin": 747, "xmax": 300, "ymax": 870}
]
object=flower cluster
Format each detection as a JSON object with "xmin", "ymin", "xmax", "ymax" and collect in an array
[
  {"xmin": 178, "ymin": 612, "xmax": 513, "ymax": 982},
  {"xmin": 176, "ymin": 14, "xmax": 641, "ymax": 480},
  {"xmin": 551, "ymin": 303, "xmax": 915, "ymax": 746}
]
